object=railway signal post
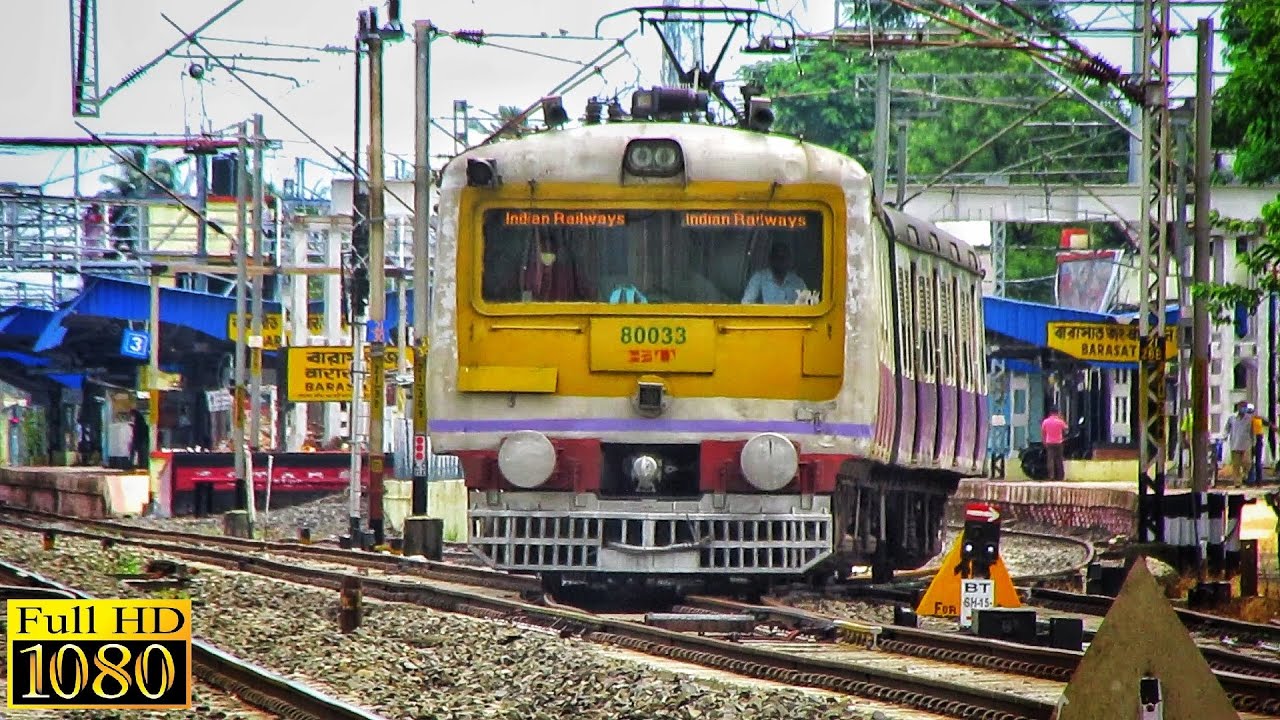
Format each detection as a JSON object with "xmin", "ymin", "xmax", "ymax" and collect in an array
[{"xmin": 917, "ymin": 503, "xmax": 1019, "ymax": 628}]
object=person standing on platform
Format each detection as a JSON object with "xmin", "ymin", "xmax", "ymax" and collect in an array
[
  {"xmin": 1250, "ymin": 405, "xmax": 1271, "ymax": 486},
  {"xmin": 129, "ymin": 408, "xmax": 149, "ymax": 470},
  {"xmin": 1224, "ymin": 402, "xmax": 1256, "ymax": 487},
  {"xmin": 1041, "ymin": 406, "xmax": 1069, "ymax": 482}
]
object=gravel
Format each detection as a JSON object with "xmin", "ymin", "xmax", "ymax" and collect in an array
[
  {"xmin": 120, "ymin": 493, "xmax": 369, "ymax": 542},
  {"xmin": 775, "ymin": 528, "xmax": 1094, "ymax": 631},
  {"xmin": 0, "ymin": 528, "xmax": 893, "ymax": 720},
  {"xmin": 925, "ymin": 526, "xmax": 1093, "ymax": 577}
]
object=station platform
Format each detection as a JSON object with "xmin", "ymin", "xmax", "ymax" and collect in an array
[
  {"xmin": 956, "ymin": 476, "xmax": 1279, "ymax": 541},
  {"xmin": 0, "ymin": 466, "xmax": 150, "ymax": 518}
]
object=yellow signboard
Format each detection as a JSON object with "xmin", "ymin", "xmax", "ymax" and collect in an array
[
  {"xmin": 412, "ymin": 350, "xmax": 428, "ymax": 428},
  {"xmin": 589, "ymin": 318, "xmax": 716, "ymax": 373},
  {"xmin": 226, "ymin": 314, "xmax": 341, "ymax": 350},
  {"xmin": 7, "ymin": 599, "xmax": 192, "ymax": 710},
  {"xmin": 285, "ymin": 346, "xmax": 416, "ymax": 402},
  {"xmin": 1046, "ymin": 321, "xmax": 1178, "ymax": 363}
]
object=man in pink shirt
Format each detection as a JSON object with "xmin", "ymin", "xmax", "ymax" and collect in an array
[{"xmin": 1041, "ymin": 406, "xmax": 1069, "ymax": 481}]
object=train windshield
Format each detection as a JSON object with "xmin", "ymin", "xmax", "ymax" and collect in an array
[{"xmin": 480, "ymin": 208, "xmax": 825, "ymax": 305}]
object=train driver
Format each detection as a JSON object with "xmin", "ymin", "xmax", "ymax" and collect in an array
[{"xmin": 741, "ymin": 241, "xmax": 808, "ymax": 304}]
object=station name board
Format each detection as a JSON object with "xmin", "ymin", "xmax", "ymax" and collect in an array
[
  {"xmin": 1046, "ymin": 321, "xmax": 1178, "ymax": 363},
  {"xmin": 285, "ymin": 346, "xmax": 416, "ymax": 403}
]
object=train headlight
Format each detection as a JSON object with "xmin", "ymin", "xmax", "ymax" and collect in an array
[
  {"xmin": 739, "ymin": 433, "xmax": 798, "ymax": 491},
  {"xmin": 630, "ymin": 454, "xmax": 661, "ymax": 493},
  {"xmin": 623, "ymin": 139, "xmax": 684, "ymax": 177},
  {"xmin": 497, "ymin": 431, "xmax": 556, "ymax": 489}
]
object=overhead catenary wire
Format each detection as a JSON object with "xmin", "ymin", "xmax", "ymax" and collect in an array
[{"xmin": 162, "ymin": 12, "xmax": 416, "ymax": 217}]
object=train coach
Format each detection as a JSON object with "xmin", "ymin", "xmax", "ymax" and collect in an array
[{"xmin": 426, "ymin": 87, "xmax": 988, "ymax": 590}]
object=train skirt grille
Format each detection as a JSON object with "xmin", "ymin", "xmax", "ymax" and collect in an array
[{"xmin": 468, "ymin": 511, "xmax": 832, "ymax": 574}]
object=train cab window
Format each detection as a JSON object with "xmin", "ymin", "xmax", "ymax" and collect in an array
[{"xmin": 479, "ymin": 208, "xmax": 825, "ymax": 307}]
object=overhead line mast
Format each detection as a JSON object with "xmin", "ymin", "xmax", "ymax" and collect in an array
[{"xmin": 800, "ymin": 0, "xmax": 1175, "ymax": 540}]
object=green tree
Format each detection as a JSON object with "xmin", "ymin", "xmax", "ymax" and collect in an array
[
  {"xmin": 467, "ymin": 105, "xmax": 531, "ymax": 142},
  {"xmin": 1192, "ymin": 0, "xmax": 1280, "ymax": 318},
  {"xmin": 99, "ymin": 147, "xmax": 177, "ymax": 198},
  {"xmin": 744, "ymin": 9, "xmax": 1128, "ymax": 185}
]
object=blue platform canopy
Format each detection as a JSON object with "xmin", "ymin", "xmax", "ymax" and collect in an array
[
  {"xmin": 0, "ymin": 350, "xmax": 82, "ymax": 389},
  {"xmin": 32, "ymin": 275, "xmax": 293, "ymax": 353},
  {"xmin": 984, "ymin": 296, "xmax": 1182, "ymax": 370},
  {"xmin": 0, "ymin": 306, "xmax": 56, "ymax": 337}
]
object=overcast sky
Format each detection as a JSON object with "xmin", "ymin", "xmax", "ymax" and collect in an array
[{"xmin": 0, "ymin": 1, "xmax": 1222, "ymax": 197}]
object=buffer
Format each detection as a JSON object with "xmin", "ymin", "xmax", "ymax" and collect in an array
[
  {"xmin": 916, "ymin": 503, "xmax": 1020, "ymax": 626},
  {"xmin": 1053, "ymin": 558, "xmax": 1236, "ymax": 719}
]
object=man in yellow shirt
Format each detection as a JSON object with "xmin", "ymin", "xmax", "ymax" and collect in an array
[{"xmin": 1251, "ymin": 405, "xmax": 1271, "ymax": 485}]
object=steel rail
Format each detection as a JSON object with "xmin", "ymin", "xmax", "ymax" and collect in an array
[
  {"xmin": 1021, "ymin": 586, "xmax": 1280, "ymax": 646},
  {"xmin": 0, "ymin": 516, "xmax": 1051, "ymax": 720},
  {"xmin": 684, "ymin": 593, "xmax": 1280, "ymax": 714},
  {"xmin": 0, "ymin": 508, "xmax": 540, "ymax": 595},
  {"xmin": 0, "ymin": 559, "xmax": 390, "ymax": 720}
]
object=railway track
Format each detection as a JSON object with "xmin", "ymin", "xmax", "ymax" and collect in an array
[
  {"xmin": 0, "ymin": 511, "xmax": 1054, "ymax": 720},
  {"xmin": 1021, "ymin": 585, "xmax": 1280, "ymax": 647},
  {"xmin": 0, "ymin": 559, "xmax": 390, "ymax": 720},
  {"xmin": 9, "ymin": 508, "xmax": 1280, "ymax": 716},
  {"xmin": 0, "ymin": 507, "xmax": 542, "ymax": 595},
  {"xmin": 683, "ymin": 595, "xmax": 1280, "ymax": 717}
]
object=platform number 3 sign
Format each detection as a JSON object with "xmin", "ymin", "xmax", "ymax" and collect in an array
[{"xmin": 120, "ymin": 330, "xmax": 150, "ymax": 360}]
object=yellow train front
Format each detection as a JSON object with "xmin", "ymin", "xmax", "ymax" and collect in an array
[{"xmin": 428, "ymin": 88, "xmax": 987, "ymax": 590}]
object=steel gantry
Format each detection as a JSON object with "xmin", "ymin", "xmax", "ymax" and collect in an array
[
  {"xmin": 804, "ymin": 0, "xmax": 1180, "ymax": 538},
  {"xmin": 1134, "ymin": 0, "xmax": 1174, "ymax": 542}
]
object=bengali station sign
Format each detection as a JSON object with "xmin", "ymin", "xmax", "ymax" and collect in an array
[
  {"xmin": 226, "ymin": 314, "xmax": 344, "ymax": 351},
  {"xmin": 1046, "ymin": 321, "xmax": 1178, "ymax": 363},
  {"xmin": 7, "ymin": 599, "xmax": 192, "ymax": 710},
  {"xmin": 285, "ymin": 346, "xmax": 416, "ymax": 402}
]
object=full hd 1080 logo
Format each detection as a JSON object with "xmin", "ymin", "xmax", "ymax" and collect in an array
[{"xmin": 6, "ymin": 599, "xmax": 192, "ymax": 710}]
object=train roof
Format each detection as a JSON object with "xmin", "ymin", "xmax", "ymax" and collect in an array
[
  {"xmin": 444, "ymin": 122, "xmax": 982, "ymax": 272},
  {"xmin": 881, "ymin": 205, "xmax": 984, "ymax": 274}
]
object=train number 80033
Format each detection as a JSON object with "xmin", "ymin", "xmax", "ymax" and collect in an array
[{"xmin": 619, "ymin": 326, "xmax": 686, "ymax": 345}]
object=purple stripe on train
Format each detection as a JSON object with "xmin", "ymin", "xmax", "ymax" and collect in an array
[
  {"xmin": 938, "ymin": 382, "xmax": 958, "ymax": 465},
  {"xmin": 430, "ymin": 417, "xmax": 875, "ymax": 438},
  {"xmin": 915, "ymin": 382, "xmax": 938, "ymax": 461}
]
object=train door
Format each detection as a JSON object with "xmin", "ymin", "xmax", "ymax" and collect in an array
[
  {"xmin": 895, "ymin": 256, "xmax": 918, "ymax": 463},
  {"xmin": 913, "ymin": 256, "xmax": 938, "ymax": 465},
  {"xmin": 971, "ymin": 281, "xmax": 990, "ymax": 470},
  {"xmin": 934, "ymin": 264, "xmax": 959, "ymax": 467},
  {"xmin": 954, "ymin": 276, "xmax": 976, "ymax": 468},
  {"xmin": 875, "ymin": 225, "xmax": 899, "ymax": 463}
]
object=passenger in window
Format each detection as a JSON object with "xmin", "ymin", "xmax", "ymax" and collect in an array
[
  {"xmin": 522, "ymin": 236, "xmax": 593, "ymax": 302},
  {"xmin": 741, "ymin": 241, "xmax": 808, "ymax": 304}
]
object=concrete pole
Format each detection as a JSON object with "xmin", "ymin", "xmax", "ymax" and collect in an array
[
  {"xmin": 404, "ymin": 20, "xmax": 442, "ymax": 559},
  {"xmin": 249, "ymin": 114, "xmax": 266, "ymax": 452},
  {"xmin": 148, "ymin": 270, "xmax": 160, "ymax": 510},
  {"xmin": 366, "ymin": 33, "xmax": 389, "ymax": 546},
  {"xmin": 872, "ymin": 54, "xmax": 891, "ymax": 202},
  {"xmin": 412, "ymin": 21, "xmax": 432, "ymax": 515},
  {"xmin": 230, "ymin": 120, "xmax": 253, "ymax": 537},
  {"xmin": 287, "ymin": 222, "xmax": 309, "ymax": 451},
  {"xmin": 195, "ymin": 153, "xmax": 208, "ymax": 292},
  {"xmin": 347, "ymin": 311, "xmax": 365, "ymax": 543},
  {"xmin": 324, "ymin": 219, "xmax": 343, "ymax": 442},
  {"xmin": 1190, "ymin": 18, "xmax": 1213, "ymax": 495},
  {"xmin": 894, "ymin": 118, "xmax": 908, "ymax": 208}
]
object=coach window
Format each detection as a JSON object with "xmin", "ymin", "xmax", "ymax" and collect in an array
[{"xmin": 479, "ymin": 208, "xmax": 825, "ymax": 306}]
